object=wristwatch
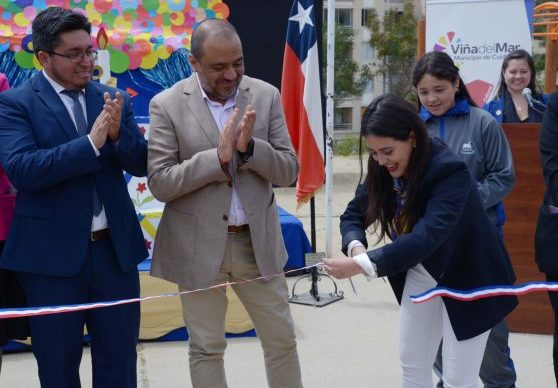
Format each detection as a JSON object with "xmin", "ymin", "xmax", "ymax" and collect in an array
[{"xmin": 238, "ymin": 138, "xmax": 254, "ymax": 163}]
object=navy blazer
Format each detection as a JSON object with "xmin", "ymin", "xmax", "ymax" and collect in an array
[
  {"xmin": 341, "ymin": 138, "xmax": 517, "ymax": 341},
  {"xmin": 535, "ymin": 90, "xmax": 558, "ymax": 274},
  {"xmin": 0, "ymin": 73, "xmax": 148, "ymax": 276},
  {"xmin": 484, "ymin": 92, "xmax": 550, "ymax": 124}
]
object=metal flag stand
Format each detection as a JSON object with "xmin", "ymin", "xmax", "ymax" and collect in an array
[{"xmin": 288, "ymin": 198, "xmax": 344, "ymax": 307}]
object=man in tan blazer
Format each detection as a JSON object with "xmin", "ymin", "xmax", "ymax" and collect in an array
[{"xmin": 147, "ymin": 18, "xmax": 303, "ymax": 388}]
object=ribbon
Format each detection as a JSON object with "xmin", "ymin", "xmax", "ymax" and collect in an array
[
  {"xmin": 7, "ymin": 266, "xmax": 554, "ymax": 316},
  {"xmin": 0, "ymin": 265, "xmax": 318, "ymax": 319},
  {"xmin": 410, "ymin": 281, "xmax": 558, "ymax": 304}
]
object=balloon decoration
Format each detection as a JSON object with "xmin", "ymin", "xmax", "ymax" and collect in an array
[
  {"xmin": 0, "ymin": 0, "xmax": 229, "ymax": 73},
  {"xmin": 0, "ymin": 0, "xmax": 231, "ymax": 114}
]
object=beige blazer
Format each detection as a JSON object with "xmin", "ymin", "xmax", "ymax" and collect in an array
[{"xmin": 147, "ymin": 75, "xmax": 300, "ymax": 289}]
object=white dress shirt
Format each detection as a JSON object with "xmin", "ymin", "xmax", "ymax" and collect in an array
[
  {"xmin": 348, "ymin": 240, "xmax": 378, "ymax": 280},
  {"xmin": 195, "ymin": 73, "xmax": 247, "ymax": 226},
  {"xmin": 42, "ymin": 70, "xmax": 108, "ymax": 231}
]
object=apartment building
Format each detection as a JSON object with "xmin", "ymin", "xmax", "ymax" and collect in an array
[{"xmin": 324, "ymin": 0, "xmax": 424, "ymax": 137}]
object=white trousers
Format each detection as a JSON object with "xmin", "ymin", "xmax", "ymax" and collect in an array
[{"xmin": 399, "ymin": 264, "xmax": 490, "ymax": 388}]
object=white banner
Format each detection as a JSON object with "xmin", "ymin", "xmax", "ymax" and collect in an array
[{"xmin": 426, "ymin": 0, "xmax": 533, "ymax": 105}]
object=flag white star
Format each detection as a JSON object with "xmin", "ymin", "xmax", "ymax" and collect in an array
[{"xmin": 289, "ymin": 2, "xmax": 314, "ymax": 34}]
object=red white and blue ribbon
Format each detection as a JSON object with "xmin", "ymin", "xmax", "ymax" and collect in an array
[
  {"xmin": 0, "ymin": 265, "xmax": 318, "ymax": 319},
  {"xmin": 5, "ymin": 269, "xmax": 557, "ymax": 317},
  {"xmin": 411, "ymin": 281, "xmax": 558, "ymax": 304}
]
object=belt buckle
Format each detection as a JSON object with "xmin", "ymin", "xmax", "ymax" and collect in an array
[
  {"xmin": 91, "ymin": 228, "xmax": 109, "ymax": 241},
  {"xmin": 227, "ymin": 224, "xmax": 249, "ymax": 233}
]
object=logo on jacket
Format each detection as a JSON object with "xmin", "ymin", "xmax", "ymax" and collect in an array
[{"xmin": 461, "ymin": 142, "xmax": 474, "ymax": 155}]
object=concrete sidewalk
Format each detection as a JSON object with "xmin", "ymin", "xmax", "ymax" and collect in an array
[{"xmin": 1, "ymin": 155, "xmax": 554, "ymax": 387}]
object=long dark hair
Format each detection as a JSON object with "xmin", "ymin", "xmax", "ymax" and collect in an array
[
  {"xmin": 361, "ymin": 94, "xmax": 430, "ymax": 241},
  {"xmin": 412, "ymin": 51, "xmax": 477, "ymax": 108},
  {"xmin": 494, "ymin": 49, "xmax": 541, "ymax": 99}
]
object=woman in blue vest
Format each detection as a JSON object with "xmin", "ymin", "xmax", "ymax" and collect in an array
[
  {"xmin": 324, "ymin": 94, "xmax": 517, "ymax": 388},
  {"xmin": 484, "ymin": 49, "xmax": 549, "ymax": 123}
]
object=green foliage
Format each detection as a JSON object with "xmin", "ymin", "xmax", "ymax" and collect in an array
[
  {"xmin": 363, "ymin": 2, "xmax": 417, "ymax": 99},
  {"xmin": 332, "ymin": 135, "xmax": 364, "ymax": 156},
  {"xmin": 322, "ymin": 24, "xmax": 368, "ymax": 98},
  {"xmin": 534, "ymin": 52, "xmax": 545, "ymax": 89}
]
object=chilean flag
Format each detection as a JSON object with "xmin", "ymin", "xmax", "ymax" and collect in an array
[{"xmin": 281, "ymin": 0, "xmax": 325, "ymax": 205}]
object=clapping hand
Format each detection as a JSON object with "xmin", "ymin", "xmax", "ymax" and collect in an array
[
  {"xmin": 218, "ymin": 108, "xmax": 240, "ymax": 164},
  {"xmin": 236, "ymin": 105, "xmax": 255, "ymax": 153},
  {"xmin": 104, "ymin": 91, "xmax": 122, "ymax": 142},
  {"xmin": 218, "ymin": 105, "xmax": 256, "ymax": 164},
  {"xmin": 89, "ymin": 110, "xmax": 110, "ymax": 149}
]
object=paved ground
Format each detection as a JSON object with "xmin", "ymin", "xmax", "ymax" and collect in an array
[{"xmin": 1, "ymin": 155, "xmax": 554, "ymax": 387}]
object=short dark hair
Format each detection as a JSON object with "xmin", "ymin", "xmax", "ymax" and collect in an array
[
  {"xmin": 412, "ymin": 51, "xmax": 477, "ymax": 108},
  {"xmin": 495, "ymin": 49, "xmax": 540, "ymax": 98},
  {"xmin": 360, "ymin": 94, "xmax": 430, "ymax": 241},
  {"xmin": 32, "ymin": 7, "xmax": 91, "ymax": 56},
  {"xmin": 190, "ymin": 18, "xmax": 240, "ymax": 60}
]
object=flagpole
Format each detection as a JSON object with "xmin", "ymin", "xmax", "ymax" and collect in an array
[
  {"xmin": 287, "ymin": 0, "xmax": 343, "ymax": 307},
  {"xmin": 325, "ymin": 0, "xmax": 335, "ymax": 257}
]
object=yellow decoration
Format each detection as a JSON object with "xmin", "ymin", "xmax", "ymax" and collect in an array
[
  {"xmin": 114, "ymin": 16, "xmax": 133, "ymax": 31},
  {"xmin": 106, "ymin": 77, "xmax": 117, "ymax": 88},
  {"xmin": 0, "ymin": 27, "xmax": 13, "ymax": 37},
  {"xmin": 170, "ymin": 12, "xmax": 185, "ymax": 26},
  {"xmin": 140, "ymin": 50, "xmax": 158, "ymax": 69},
  {"xmin": 32, "ymin": 55, "xmax": 42, "ymax": 70},
  {"xmin": 139, "ymin": 212, "xmax": 161, "ymax": 239},
  {"xmin": 13, "ymin": 13, "xmax": 29, "ymax": 28},
  {"xmin": 156, "ymin": 45, "xmax": 172, "ymax": 60},
  {"xmin": 437, "ymin": 36, "xmax": 448, "ymax": 46}
]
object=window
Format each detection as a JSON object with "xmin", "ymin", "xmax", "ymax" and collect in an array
[
  {"xmin": 334, "ymin": 107, "xmax": 352, "ymax": 131},
  {"xmin": 336, "ymin": 9, "xmax": 353, "ymax": 27},
  {"xmin": 361, "ymin": 9, "xmax": 373, "ymax": 26},
  {"xmin": 361, "ymin": 43, "xmax": 374, "ymax": 62},
  {"xmin": 364, "ymin": 78, "xmax": 374, "ymax": 94}
]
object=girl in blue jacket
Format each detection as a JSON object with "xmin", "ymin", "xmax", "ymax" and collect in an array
[{"xmin": 324, "ymin": 94, "xmax": 517, "ymax": 388}]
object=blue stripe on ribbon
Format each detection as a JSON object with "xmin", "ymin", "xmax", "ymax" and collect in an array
[{"xmin": 411, "ymin": 281, "xmax": 558, "ymax": 303}]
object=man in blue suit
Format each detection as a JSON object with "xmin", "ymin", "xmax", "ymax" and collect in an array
[{"xmin": 0, "ymin": 7, "xmax": 148, "ymax": 388}]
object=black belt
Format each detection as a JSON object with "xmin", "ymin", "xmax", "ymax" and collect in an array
[
  {"xmin": 227, "ymin": 224, "xmax": 249, "ymax": 233},
  {"xmin": 91, "ymin": 228, "xmax": 110, "ymax": 241}
]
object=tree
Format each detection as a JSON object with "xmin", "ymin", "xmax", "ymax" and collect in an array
[
  {"xmin": 363, "ymin": 2, "xmax": 417, "ymax": 99},
  {"xmin": 322, "ymin": 24, "xmax": 368, "ymax": 98}
]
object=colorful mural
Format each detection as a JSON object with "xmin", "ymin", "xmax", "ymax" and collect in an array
[{"xmin": 0, "ymin": 0, "xmax": 229, "ymax": 72}]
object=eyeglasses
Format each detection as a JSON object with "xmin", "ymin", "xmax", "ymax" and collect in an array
[{"xmin": 43, "ymin": 49, "xmax": 98, "ymax": 63}]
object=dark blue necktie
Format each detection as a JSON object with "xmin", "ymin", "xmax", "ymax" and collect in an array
[{"xmin": 62, "ymin": 90, "xmax": 103, "ymax": 216}]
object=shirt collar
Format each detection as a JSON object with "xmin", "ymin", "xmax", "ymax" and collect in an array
[
  {"xmin": 419, "ymin": 97, "xmax": 471, "ymax": 121},
  {"xmin": 42, "ymin": 70, "xmax": 85, "ymax": 96},
  {"xmin": 194, "ymin": 72, "xmax": 237, "ymax": 108}
]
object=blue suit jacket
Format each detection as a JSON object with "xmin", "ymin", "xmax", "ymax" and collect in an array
[
  {"xmin": 340, "ymin": 138, "xmax": 517, "ymax": 340},
  {"xmin": 484, "ymin": 92, "xmax": 550, "ymax": 123},
  {"xmin": 0, "ymin": 73, "xmax": 148, "ymax": 276}
]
